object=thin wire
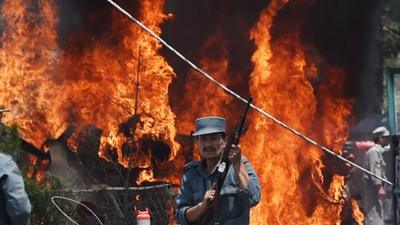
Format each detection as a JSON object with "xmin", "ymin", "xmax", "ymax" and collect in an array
[
  {"xmin": 57, "ymin": 183, "xmax": 172, "ymax": 193},
  {"xmin": 105, "ymin": 0, "xmax": 393, "ymax": 186},
  {"xmin": 51, "ymin": 195, "xmax": 104, "ymax": 225}
]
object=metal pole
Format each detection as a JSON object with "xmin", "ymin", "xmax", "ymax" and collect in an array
[
  {"xmin": 134, "ymin": 46, "xmax": 141, "ymax": 115},
  {"xmin": 387, "ymin": 68, "xmax": 400, "ymax": 224}
]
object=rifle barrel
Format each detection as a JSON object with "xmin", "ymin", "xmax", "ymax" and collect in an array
[{"xmin": 234, "ymin": 96, "xmax": 253, "ymax": 145}]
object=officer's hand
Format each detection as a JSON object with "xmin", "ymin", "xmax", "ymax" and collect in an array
[
  {"xmin": 378, "ymin": 186, "xmax": 386, "ymax": 197},
  {"xmin": 229, "ymin": 144, "xmax": 242, "ymax": 164},
  {"xmin": 200, "ymin": 185, "xmax": 217, "ymax": 208}
]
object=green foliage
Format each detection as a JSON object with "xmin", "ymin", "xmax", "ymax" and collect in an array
[
  {"xmin": 25, "ymin": 178, "xmax": 72, "ymax": 225},
  {"xmin": 0, "ymin": 124, "xmax": 22, "ymax": 156}
]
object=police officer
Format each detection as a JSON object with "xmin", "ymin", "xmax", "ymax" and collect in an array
[
  {"xmin": 363, "ymin": 126, "xmax": 390, "ymax": 225},
  {"xmin": 0, "ymin": 152, "xmax": 31, "ymax": 225},
  {"xmin": 175, "ymin": 116, "xmax": 261, "ymax": 225}
]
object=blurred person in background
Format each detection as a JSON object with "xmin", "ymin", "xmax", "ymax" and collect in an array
[{"xmin": 363, "ymin": 126, "xmax": 390, "ymax": 225}]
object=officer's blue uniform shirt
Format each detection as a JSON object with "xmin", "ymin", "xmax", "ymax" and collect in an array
[
  {"xmin": 0, "ymin": 153, "xmax": 31, "ymax": 225},
  {"xmin": 176, "ymin": 156, "xmax": 261, "ymax": 225}
]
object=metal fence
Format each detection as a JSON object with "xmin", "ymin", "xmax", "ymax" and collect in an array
[{"xmin": 52, "ymin": 183, "xmax": 176, "ymax": 225}]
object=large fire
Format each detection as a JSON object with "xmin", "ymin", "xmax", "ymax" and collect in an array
[
  {"xmin": 0, "ymin": 0, "xmax": 358, "ymax": 224},
  {"xmin": 0, "ymin": 0, "xmax": 179, "ymax": 170},
  {"xmin": 244, "ymin": 0, "xmax": 353, "ymax": 224},
  {"xmin": 0, "ymin": 0, "xmax": 61, "ymax": 145}
]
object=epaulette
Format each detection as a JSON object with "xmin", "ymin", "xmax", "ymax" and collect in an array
[{"xmin": 183, "ymin": 160, "xmax": 202, "ymax": 172}]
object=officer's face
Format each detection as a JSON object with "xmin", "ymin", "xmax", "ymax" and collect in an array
[{"xmin": 197, "ymin": 133, "xmax": 226, "ymax": 160}]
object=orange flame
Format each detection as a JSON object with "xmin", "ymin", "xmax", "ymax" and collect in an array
[
  {"xmin": 176, "ymin": 31, "xmax": 233, "ymax": 135},
  {"xmin": 0, "ymin": 0, "xmax": 180, "ymax": 184},
  {"xmin": 59, "ymin": 0, "xmax": 179, "ymax": 171},
  {"xmin": 136, "ymin": 169, "xmax": 156, "ymax": 185},
  {"xmin": 0, "ymin": 1, "xmax": 360, "ymax": 223},
  {"xmin": 351, "ymin": 199, "xmax": 364, "ymax": 225},
  {"xmin": 243, "ymin": 0, "xmax": 354, "ymax": 224},
  {"xmin": 0, "ymin": 0, "xmax": 62, "ymax": 147}
]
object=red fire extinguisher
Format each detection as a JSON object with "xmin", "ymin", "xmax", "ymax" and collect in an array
[{"xmin": 137, "ymin": 208, "xmax": 151, "ymax": 225}]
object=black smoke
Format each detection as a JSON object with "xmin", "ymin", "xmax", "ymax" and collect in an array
[{"xmin": 301, "ymin": 0, "xmax": 385, "ymax": 121}]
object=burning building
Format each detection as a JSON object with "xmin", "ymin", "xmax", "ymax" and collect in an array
[{"xmin": 0, "ymin": 0, "xmax": 386, "ymax": 224}]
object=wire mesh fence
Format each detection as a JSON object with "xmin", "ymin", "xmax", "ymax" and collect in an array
[{"xmin": 52, "ymin": 183, "xmax": 176, "ymax": 225}]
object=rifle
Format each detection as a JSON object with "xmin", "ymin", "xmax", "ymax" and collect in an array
[{"xmin": 199, "ymin": 96, "xmax": 253, "ymax": 225}]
